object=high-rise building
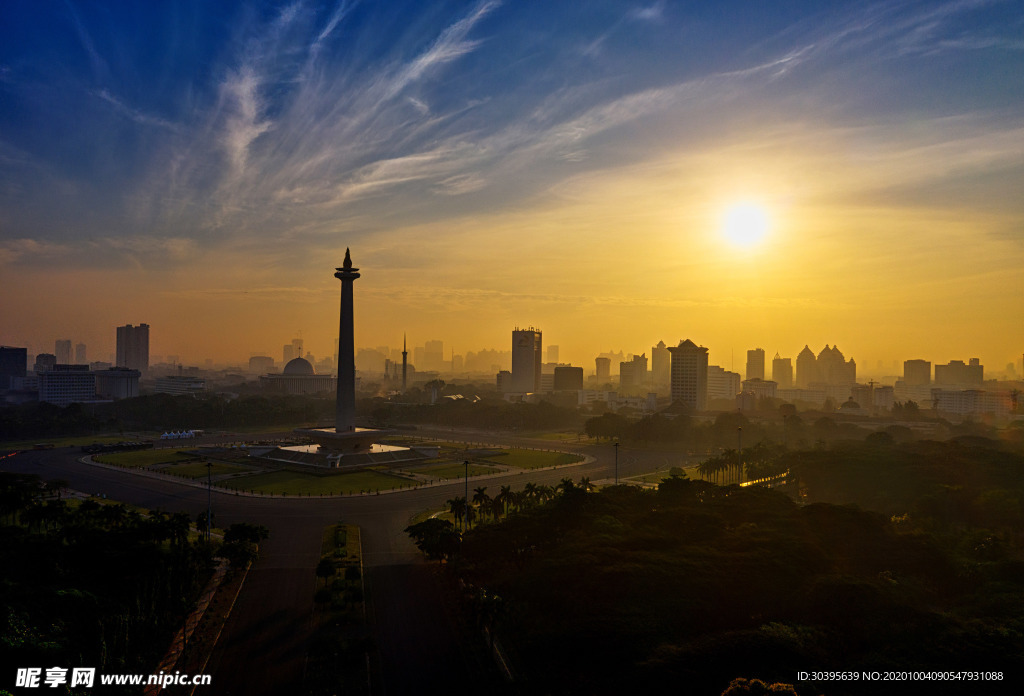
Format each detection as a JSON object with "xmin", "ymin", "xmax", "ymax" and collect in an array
[
  {"xmin": 619, "ymin": 353, "xmax": 648, "ymax": 393},
  {"xmin": 116, "ymin": 324, "xmax": 150, "ymax": 372},
  {"xmin": 0, "ymin": 346, "xmax": 28, "ymax": 389},
  {"xmin": 75, "ymin": 342, "xmax": 87, "ymax": 364},
  {"xmin": 651, "ymin": 341, "xmax": 670, "ymax": 389},
  {"xmin": 668, "ymin": 339, "xmax": 708, "ymax": 410},
  {"xmin": 38, "ymin": 364, "xmax": 96, "ymax": 406},
  {"xmin": 249, "ymin": 356, "xmax": 275, "ymax": 374},
  {"xmin": 34, "ymin": 353, "xmax": 57, "ymax": 373},
  {"xmin": 796, "ymin": 345, "xmax": 817, "ymax": 387},
  {"xmin": 283, "ymin": 344, "xmax": 294, "ymax": 363},
  {"xmin": 707, "ymin": 364, "xmax": 741, "ymax": 401},
  {"xmin": 903, "ymin": 359, "xmax": 931, "ymax": 386},
  {"xmin": 772, "ymin": 354, "xmax": 793, "ymax": 389},
  {"xmin": 511, "ymin": 327, "xmax": 542, "ymax": 393},
  {"xmin": 55, "ymin": 339, "xmax": 72, "ymax": 364},
  {"xmin": 95, "ymin": 367, "xmax": 140, "ymax": 400},
  {"xmin": 746, "ymin": 348, "xmax": 765, "ymax": 381},
  {"xmin": 935, "ymin": 359, "xmax": 983, "ymax": 386},
  {"xmin": 547, "ymin": 345, "xmax": 559, "ymax": 363},
  {"xmin": 595, "ymin": 357, "xmax": 611, "ymax": 383},
  {"xmin": 553, "ymin": 366, "xmax": 584, "ymax": 391}
]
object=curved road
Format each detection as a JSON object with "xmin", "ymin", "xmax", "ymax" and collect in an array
[{"xmin": 3, "ymin": 434, "xmax": 660, "ymax": 695}]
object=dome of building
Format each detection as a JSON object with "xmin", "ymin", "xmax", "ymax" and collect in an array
[{"xmin": 283, "ymin": 357, "xmax": 315, "ymax": 376}]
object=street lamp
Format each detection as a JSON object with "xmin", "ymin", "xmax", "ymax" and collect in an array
[
  {"xmin": 206, "ymin": 461, "xmax": 213, "ymax": 542},
  {"xmin": 463, "ymin": 460, "xmax": 469, "ymax": 531},
  {"xmin": 737, "ymin": 427, "xmax": 742, "ymax": 485},
  {"xmin": 613, "ymin": 441, "xmax": 619, "ymax": 485}
]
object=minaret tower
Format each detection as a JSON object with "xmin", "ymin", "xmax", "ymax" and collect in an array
[
  {"xmin": 401, "ymin": 333, "xmax": 408, "ymax": 393},
  {"xmin": 334, "ymin": 249, "xmax": 360, "ymax": 432}
]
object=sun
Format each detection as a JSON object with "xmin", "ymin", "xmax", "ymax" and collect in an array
[{"xmin": 721, "ymin": 201, "xmax": 770, "ymax": 248}]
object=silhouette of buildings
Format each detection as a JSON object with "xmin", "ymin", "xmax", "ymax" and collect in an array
[
  {"xmin": 746, "ymin": 348, "xmax": 765, "ymax": 381},
  {"xmin": 772, "ymin": 354, "xmax": 793, "ymax": 389},
  {"xmin": 595, "ymin": 356, "xmax": 611, "ymax": 384},
  {"xmin": 95, "ymin": 367, "xmax": 140, "ymax": 399},
  {"xmin": 34, "ymin": 353, "xmax": 56, "ymax": 373},
  {"xmin": 668, "ymin": 339, "xmax": 708, "ymax": 410},
  {"xmin": 547, "ymin": 345, "xmax": 559, "ymax": 363},
  {"xmin": 75, "ymin": 342, "xmax": 86, "ymax": 363},
  {"xmin": 935, "ymin": 358, "xmax": 983, "ymax": 386},
  {"xmin": 116, "ymin": 324, "xmax": 149, "ymax": 372},
  {"xmin": 707, "ymin": 365, "xmax": 741, "ymax": 401},
  {"xmin": 0, "ymin": 346, "xmax": 27, "ymax": 390},
  {"xmin": 651, "ymin": 340, "xmax": 670, "ymax": 391},
  {"xmin": 619, "ymin": 353, "xmax": 648, "ymax": 393},
  {"xmin": 795, "ymin": 344, "xmax": 856, "ymax": 387},
  {"xmin": 553, "ymin": 366, "xmax": 584, "ymax": 391},
  {"xmin": 248, "ymin": 356, "xmax": 275, "ymax": 374},
  {"xmin": 55, "ymin": 339, "xmax": 72, "ymax": 364},
  {"xmin": 511, "ymin": 327, "xmax": 542, "ymax": 393},
  {"xmin": 38, "ymin": 364, "xmax": 95, "ymax": 406}
]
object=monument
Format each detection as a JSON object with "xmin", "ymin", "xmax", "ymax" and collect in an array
[{"xmin": 275, "ymin": 249, "xmax": 425, "ymax": 467}]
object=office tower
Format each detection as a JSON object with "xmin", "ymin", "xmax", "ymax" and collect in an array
[
  {"xmin": 553, "ymin": 366, "xmax": 584, "ymax": 391},
  {"xmin": 619, "ymin": 353, "xmax": 648, "ymax": 393},
  {"xmin": 283, "ymin": 344, "xmax": 294, "ymax": 363},
  {"xmin": 935, "ymin": 359, "xmax": 983, "ymax": 386},
  {"xmin": 668, "ymin": 339, "xmax": 709, "ymax": 410},
  {"xmin": 34, "ymin": 353, "xmax": 57, "ymax": 373},
  {"xmin": 772, "ymin": 354, "xmax": 793, "ymax": 389},
  {"xmin": 651, "ymin": 340, "xmax": 670, "ymax": 389},
  {"xmin": 796, "ymin": 345, "xmax": 817, "ymax": 387},
  {"xmin": 38, "ymin": 364, "xmax": 96, "ymax": 406},
  {"xmin": 116, "ymin": 324, "xmax": 150, "ymax": 372},
  {"xmin": 75, "ymin": 342, "xmax": 87, "ymax": 364},
  {"xmin": 595, "ymin": 357, "xmax": 611, "ymax": 383},
  {"xmin": 0, "ymin": 346, "xmax": 28, "ymax": 389},
  {"xmin": 707, "ymin": 365, "xmax": 741, "ymax": 400},
  {"xmin": 249, "ymin": 356, "xmax": 275, "ymax": 374},
  {"xmin": 903, "ymin": 359, "xmax": 931, "ymax": 386},
  {"xmin": 423, "ymin": 340, "xmax": 444, "ymax": 372},
  {"xmin": 746, "ymin": 348, "xmax": 765, "ymax": 381},
  {"xmin": 547, "ymin": 345, "xmax": 559, "ymax": 363},
  {"xmin": 511, "ymin": 327, "xmax": 542, "ymax": 392},
  {"xmin": 55, "ymin": 339, "xmax": 72, "ymax": 364}
]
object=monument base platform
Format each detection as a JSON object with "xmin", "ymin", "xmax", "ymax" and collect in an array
[{"xmin": 293, "ymin": 426, "xmax": 388, "ymax": 453}]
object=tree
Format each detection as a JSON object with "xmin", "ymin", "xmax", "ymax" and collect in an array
[{"xmin": 405, "ymin": 519, "xmax": 460, "ymax": 561}]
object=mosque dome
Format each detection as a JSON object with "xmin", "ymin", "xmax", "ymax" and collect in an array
[{"xmin": 283, "ymin": 357, "xmax": 315, "ymax": 376}]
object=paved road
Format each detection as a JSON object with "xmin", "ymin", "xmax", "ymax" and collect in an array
[{"xmin": 2, "ymin": 439, "xmax": 643, "ymax": 695}]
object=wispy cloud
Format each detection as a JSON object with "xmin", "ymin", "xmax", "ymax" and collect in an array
[{"xmin": 94, "ymin": 90, "xmax": 179, "ymax": 131}]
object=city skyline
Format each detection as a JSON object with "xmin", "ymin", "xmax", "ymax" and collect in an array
[{"xmin": 2, "ymin": 1, "xmax": 1023, "ymax": 370}]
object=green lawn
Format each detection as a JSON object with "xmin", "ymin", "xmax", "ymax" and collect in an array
[
  {"xmin": 410, "ymin": 462, "xmax": 498, "ymax": 479},
  {"xmin": 93, "ymin": 449, "xmax": 196, "ymax": 468},
  {"xmin": 487, "ymin": 448, "xmax": 582, "ymax": 470},
  {"xmin": 4, "ymin": 434, "xmax": 157, "ymax": 449},
  {"xmin": 220, "ymin": 469, "xmax": 412, "ymax": 495},
  {"xmin": 161, "ymin": 461, "xmax": 252, "ymax": 479}
]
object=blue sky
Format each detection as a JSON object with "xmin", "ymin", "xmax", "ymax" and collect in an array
[{"xmin": 2, "ymin": 0, "xmax": 1023, "ymax": 369}]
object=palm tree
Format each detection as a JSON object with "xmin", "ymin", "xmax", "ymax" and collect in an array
[
  {"xmin": 522, "ymin": 482, "xmax": 539, "ymax": 507},
  {"xmin": 447, "ymin": 497, "xmax": 467, "ymax": 531},
  {"xmin": 472, "ymin": 487, "xmax": 491, "ymax": 520},
  {"xmin": 496, "ymin": 485, "xmax": 513, "ymax": 517},
  {"xmin": 578, "ymin": 476, "xmax": 594, "ymax": 492}
]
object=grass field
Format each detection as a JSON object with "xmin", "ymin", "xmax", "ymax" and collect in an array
[
  {"xmin": 220, "ymin": 469, "xmax": 412, "ymax": 495},
  {"xmin": 409, "ymin": 462, "xmax": 498, "ymax": 479},
  {"xmin": 161, "ymin": 461, "xmax": 252, "ymax": 479},
  {"xmin": 488, "ymin": 448, "xmax": 582, "ymax": 469},
  {"xmin": 94, "ymin": 449, "xmax": 197, "ymax": 468},
  {"xmin": 4, "ymin": 434, "xmax": 157, "ymax": 450}
]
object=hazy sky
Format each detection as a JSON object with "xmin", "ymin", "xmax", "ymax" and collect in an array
[{"xmin": 2, "ymin": 0, "xmax": 1023, "ymax": 373}]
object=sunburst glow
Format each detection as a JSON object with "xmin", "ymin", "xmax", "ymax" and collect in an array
[{"xmin": 722, "ymin": 202, "xmax": 770, "ymax": 248}]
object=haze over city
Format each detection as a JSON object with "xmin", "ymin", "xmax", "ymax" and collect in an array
[{"xmin": 2, "ymin": 1, "xmax": 1023, "ymax": 372}]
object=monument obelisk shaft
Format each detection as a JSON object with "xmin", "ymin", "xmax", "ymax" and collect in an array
[{"xmin": 335, "ymin": 249, "xmax": 359, "ymax": 432}]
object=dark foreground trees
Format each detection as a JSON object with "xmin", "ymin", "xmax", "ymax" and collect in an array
[
  {"xmin": 0, "ymin": 473, "xmax": 214, "ymax": 688},
  {"xmin": 446, "ymin": 440, "xmax": 1024, "ymax": 695}
]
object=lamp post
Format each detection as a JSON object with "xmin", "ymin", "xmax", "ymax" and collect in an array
[
  {"xmin": 737, "ymin": 427, "xmax": 742, "ymax": 485},
  {"xmin": 613, "ymin": 441, "xmax": 619, "ymax": 485},
  {"xmin": 464, "ymin": 460, "xmax": 469, "ymax": 531},
  {"xmin": 206, "ymin": 461, "xmax": 213, "ymax": 542}
]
